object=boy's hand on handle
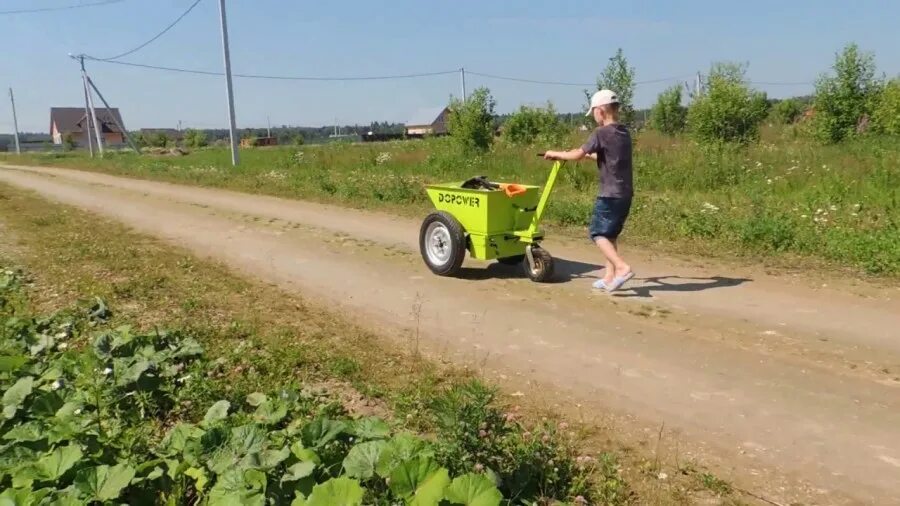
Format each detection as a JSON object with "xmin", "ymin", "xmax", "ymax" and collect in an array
[{"xmin": 542, "ymin": 151, "xmax": 558, "ymax": 160}]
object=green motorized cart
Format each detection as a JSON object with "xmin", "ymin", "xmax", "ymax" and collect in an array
[{"xmin": 418, "ymin": 159, "xmax": 564, "ymax": 282}]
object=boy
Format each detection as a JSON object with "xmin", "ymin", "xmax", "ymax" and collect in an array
[{"xmin": 543, "ymin": 89, "xmax": 634, "ymax": 292}]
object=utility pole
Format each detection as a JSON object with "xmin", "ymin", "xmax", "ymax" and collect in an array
[
  {"xmin": 8, "ymin": 88, "xmax": 20, "ymax": 154},
  {"xmin": 78, "ymin": 56, "xmax": 95, "ymax": 157},
  {"xmin": 460, "ymin": 67, "xmax": 467, "ymax": 102},
  {"xmin": 695, "ymin": 72, "xmax": 703, "ymax": 98},
  {"xmin": 266, "ymin": 115, "xmax": 271, "ymax": 138},
  {"xmin": 81, "ymin": 57, "xmax": 104, "ymax": 157},
  {"xmin": 177, "ymin": 120, "xmax": 182, "ymax": 132},
  {"xmin": 217, "ymin": 0, "xmax": 239, "ymax": 166},
  {"xmin": 86, "ymin": 77, "xmax": 141, "ymax": 153}
]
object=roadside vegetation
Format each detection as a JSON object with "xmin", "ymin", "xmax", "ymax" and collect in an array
[{"xmin": 3, "ymin": 43, "xmax": 897, "ymax": 278}]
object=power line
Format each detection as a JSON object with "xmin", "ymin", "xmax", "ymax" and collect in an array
[
  {"xmin": 748, "ymin": 80, "xmax": 814, "ymax": 86},
  {"xmin": 99, "ymin": 0, "xmax": 202, "ymax": 61},
  {"xmin": 80, "ymin": 56, "xmax": 459, "ymax": 81},
  {"xmin": 0, "ymin": 0, "xmax": 125, "ymax": 15},
  {"xmin": 467, "ymin": 71, "xmax": 693, "ymax": 87}
]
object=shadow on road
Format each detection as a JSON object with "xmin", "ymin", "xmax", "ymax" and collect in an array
[
  {"xmin": 456, "ymin": 256, "xmax": 598, "ymax": 283},
  {"xmin": 614, "ymin": 275, "xmax": 752, "ymax": 298}
]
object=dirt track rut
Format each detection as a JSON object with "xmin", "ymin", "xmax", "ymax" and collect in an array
[{"xmin": 1, "ymin": 164, "xmax": 898, "ymax": 505}]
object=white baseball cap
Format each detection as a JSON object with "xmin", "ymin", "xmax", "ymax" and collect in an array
[{"xmin": 586, "ymin": 89, "xmax": 619, "ymax": 116}]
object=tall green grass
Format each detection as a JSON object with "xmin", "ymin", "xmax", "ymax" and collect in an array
[{"xmin": 7, "ymin": 127, "xmax": 898, "ymax": 276}]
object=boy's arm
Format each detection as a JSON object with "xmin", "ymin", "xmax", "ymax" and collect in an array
[
  {"xmin": 543, "ymin": 148, "xmax": 587, "ymax": 161},
  {"xmin": 545, "ymin": 129, "xmax": 600, "ymax": 161}
]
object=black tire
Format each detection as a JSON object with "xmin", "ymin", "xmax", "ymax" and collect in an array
[
  {"xmin": 496, "ymin": 255, "xmax": 526, "ymax": 266},
  {"xmin": 419, "ymin": 212, "xmax": 466, "ymax": 277},
  {"xmin": 523, "ymin": 247, "xmax": 555, "ymax": 282}
]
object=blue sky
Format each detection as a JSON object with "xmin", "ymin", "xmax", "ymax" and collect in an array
[{"xmin": 1, "ymin": 0, "xmax": 898, "ymax": 132}]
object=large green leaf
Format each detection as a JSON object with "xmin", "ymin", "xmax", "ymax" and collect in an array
[
  {"xmin": 161, "ymin": 423, "xmax": 204, "ymax": 456},
  {"xmin": 115, "ymin": 358, "xmax": 152, "ymax": 386},
  {"xmin": 2, "ymin": 376, "xmax": 33, "ymax": 418},
  {"xmin": 342, "ymin": 440, "xmax": 387, "ymax": 480},
  {"xmin": 0, "ymin": 355, "xmax": 28, "ymax": 373},
  {"xmin": 30, "ymin": 391, "xmax": 65, "ymax": 418},
  {"xmin": 252, "ymin": 400, "xmax": 288, "ymax": 425},
  {"xmin": 184, "ymin": 466, "xmax": 209, "ymax": 492},
  {"xmin": 301, "ymin": 417, "xmax": 347, "ymax": 449},
  {"xmin": 74, "ymin": 463, "xmax": 136, "ymax": 501},
  {"xmin": 245, "ymin": 446, "xmax": 290, "ymax": 471},
  {"xmin": 350, "ymin": 417, "xmax": 390, "ymax": 441},
  {"xmin": 203, "ymin": 400, "xmax": 231, "ymax": 426},
  {"xmin": 34, "ymin": 444, "xmax": 83, "ymax": 481},
  {"xmin": 376, "ymin": 433, "xmax": 434, "ymax": 477},
  {"xmin": 245, "ymin": 392, "xmax": 267, "ymax": 407},
  {"xmin": 207, "ymin": 469, "xmax": 266, "ymax": 506},
  {"xmin": 208, "ymin": 425, "xmax": 268, "ymax": 474},
  {"xmin": 443, "ymin": 473, "xmax": 503, "ymax": 506},
  {"xmin": 281, "ymin": 461, "xmax": 316, "ymax": 483},
  {"xmin": 3, "ymin": 421, "xmax": 45, "ymax": 442},
  {"xmin": 389, "ymin": 457, "xmax": 450, "ymax": 503},
  {"xmin": 305, "ymin": 477, "xmax": 364, "ymax": 506},
  {"xmin": 0, "ymin": 486, "xmax": 50, "ymax": 506},
  {"xmin": 290, "ymin": 442, "xmax": 321, "ymax": 465}
]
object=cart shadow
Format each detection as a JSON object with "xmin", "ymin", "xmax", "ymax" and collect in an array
[
  {"xmin": 612, "ymin": 275, "xmax": 752, "ymax": 298},
  {"xmin": 457, "ymin": 257, "xmax": 598, "ymax": 283}
]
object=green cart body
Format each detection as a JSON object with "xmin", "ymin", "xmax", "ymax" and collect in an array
[{"xmin": 419, "ymin": 160, "xmax": 563, "ymax": 282}]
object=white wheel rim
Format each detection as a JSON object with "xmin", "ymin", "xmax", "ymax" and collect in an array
[{"xmin": 425, "ymin": 222, "xmax": 452, "ymax": 266}]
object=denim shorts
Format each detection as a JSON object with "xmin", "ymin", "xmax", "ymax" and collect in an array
[{"xmin": 589, "ymin": 197, "xmax": 632, "ymax": 240}]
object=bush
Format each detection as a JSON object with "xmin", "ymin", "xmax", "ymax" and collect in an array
[
  {"xmin": 594, "ymin": 48, "xmax": 636, "ymax": 126},
  {"xmin": 501, "ymin": 103, "xmax": 567, "ymax": 146},
  {"xmin": 649, "ymin": 85, "xmax": 687, "ymax": 135},
  {"xmin": 687, "ymin": 62, "xmax": 768, "ymax": 144},
  {"xmin": 811, "ymin": 43, "xmax": 882, "ymax": 143},
  {"xmin": 182, "ymin": 129, "xmax": 208, "ymax": 149},
  {"xmin": 871, "ymin": 78, "xmax": 900, "ymax": 135},
  {"xmin": 448, "ymin": 87, "xmax": 496, "ymax": 154},
  {"xmin": 771, "ymin": 98, "xmax": 804, "ymax": 124},
  {"xmin": 62, "ymin": 133, "xmax": 76, "ymax": 151}
]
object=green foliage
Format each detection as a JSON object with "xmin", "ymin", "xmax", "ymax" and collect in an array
[
  {"xmin": 62, "ymin": 133, "xmax": 76, "ymax": 151},
  {"xmin": 687, "ymin": 62, "xmax": 769, "ymax": 144},
  {"xmin": 771, "ymin": 98, "xmax": 804, "ymax": 124},
  {"xmin": 501, "ymin": 103, "xmax": 567, "ymax": 146},
  {"xmin": 871, "ymin": 78, "xmax": 900, "ymax": 135},
  {"xmin": 183, "ymin": 129, "xmax": 209, "ymax": 149},
  {"xmin": 811, "ymin": 43, "xmax": 882, "ymax": 143},
  {"xmin": 649, "ymin": 85, "xmax": 687, "ymax": 135},
  {"xmin": 448, "ymin": 88, "xmax": 496, "ymax": 154},
  {"xmin": 0, "ymin": 273, "xmax": 517, "ymax": 504},
  {"xmin": 595, "ymin": 48, "xmax": 636, "ymax": 125}
]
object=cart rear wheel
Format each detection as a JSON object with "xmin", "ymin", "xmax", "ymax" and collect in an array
[
  {"xmin": 524, "ymin": 246, "xmax": 554, "ymax": 282},
  {"xmin": 496, "ymin": 255, "xmax": 526, "ymax": 266},
  {"xmin": 419, "ymin": 212, "xmax": 466, "ymax": 276}
]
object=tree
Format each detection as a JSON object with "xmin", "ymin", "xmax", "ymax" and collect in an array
[
  {"xmin": 687, "ymin": 62, "xmax": 769, "ymax": 144},
  {"xmin": 811, "ymin": 43, "xmax": 882, "ymax": 143},
  {"xmin": 501, "ymin": 103, "xmax": 567, "ymax": 146},
  {"xmin": 871, "ymin": 78, "xmax": 900, "ymax": 136},
  {"xmin": 448, "ymin": 87, "xmax": 496, "ymax": 153},
  {"xmin": 62, "ymin": 133, "xmax": 76, "ymax": 151},
  {"xmin": 594, "ymin": 48, "xmax": 636, "ymax": 125},
  {"xmin": 771, "ymin": 98, "xmax": 804, "ymax": 124},
  {"xmin": 649, "ymin": 85, "xmax": 687, "ymax": 135},
  {"xmin": 182, "ymin": 129, "xmax": 208, "ymax": 149}
]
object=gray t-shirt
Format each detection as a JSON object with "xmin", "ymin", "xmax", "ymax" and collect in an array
[{"xmin": 580, "ymin": 123, "xmax": 633, "ymax": 198}]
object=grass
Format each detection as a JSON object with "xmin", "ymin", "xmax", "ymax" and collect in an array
[
  {"xmin": 4, "ymin": 125, "xmax": 898, "ymax": 277},
  {"xmin": 1, "ymin": 183, "xmax": 769, "ymax": 504}
]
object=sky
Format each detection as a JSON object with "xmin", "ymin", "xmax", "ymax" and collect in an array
[{"xmin": 1, "ymin": 0, "xmax": 899, "ymax": 133}]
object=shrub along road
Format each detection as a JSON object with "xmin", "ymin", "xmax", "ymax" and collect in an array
[{"xmin": 1, "ymin": 164, "xmax": 899, "ymax": 504}]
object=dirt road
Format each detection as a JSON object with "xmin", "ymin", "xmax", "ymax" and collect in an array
[{"xmin": 1, "ymin": 164, "xmax": 898, "ymax": 504}]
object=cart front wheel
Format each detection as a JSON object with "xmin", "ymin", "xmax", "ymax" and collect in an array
[
  {"xmin": 524, "ymin": 246, "xmax": 554, "ymax": 282},
  {"xmin": 420, "ymin": 212, "xmax": 466, "ymax": 276}
]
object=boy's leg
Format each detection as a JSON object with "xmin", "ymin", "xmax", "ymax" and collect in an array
[
  {"xmin": 594, "ymin": 236, "xmax": 630, "ymax": 278},
  {"xmin": 598, "ymin": 238, "xmax": 617, "ymax": 284}
]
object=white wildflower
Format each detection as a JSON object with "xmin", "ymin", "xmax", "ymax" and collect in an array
[
  {"xmin": 177, "ymin": 375, "xmax": 192, "ymax": 384},
  {"xmin": 74, "ymin": 408, "xmax": 82, "ymax": 416},
  {"xmin": 766, "ymin": 179, "xmax": 773, "ymax": 184},
  {"xmin": 57, "ymin": 342, "xmax": 68, "ymax": 351},
  {"xmin": 102, "ymin": 367, "xmax": 112, "ymax": 375},
  {"xmin": 55, "ymin": 332, "xmax": 68, "ymax": 339},
  {"xmin": 701, "ymin": 202, "xmax": 720, "ymax": 213},
  {"xmin": 658, "ymin": 472, "xmax": 669, "ymax": 480},
  {"xmin": 830, "ymin": 205, "xmax": 838, "ymax": 211},
  {"xmin": 375, "ymin": 152, "xmax": 392, "ymax": 165},
  {"xmin": 51, "ymin": 380, "xmax": 62, "ymax": 390}
]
